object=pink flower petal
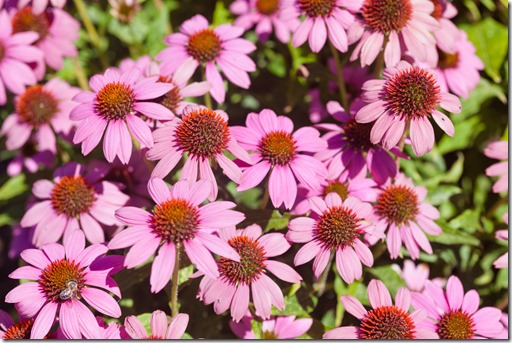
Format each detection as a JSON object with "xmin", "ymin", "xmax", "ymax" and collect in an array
[
  {"xmin": 30, "ymin": 302, "xmax": 58, "ymax": 339},
  {"xmin": 258, "ymin": 233, "xmax": 290, "ymax": 258},
  {"xmin": 341, "ymin": 295, "xmax": 367, "ymax": 320},
  {"xmin": 147, "ymin": 178, "xmax": 171, "ymax": 204},
  {"xmin": 124, "ymin": 236, "xmax": 161, "ymax": 269},
  {"xmin": 231, "ymin": 284, "xmax": 250, "ymax": 322},
  {"xmin": 150, "ymin": 310, "xmax": 169, "ymax": 338},
  {"xmin": 367, "ymin": 279, "xmax": 392, "ymax": 308},
  {"xmin": 446, "ymin": 276, "xmax": 464, "ymax": 311},
  {"xmin": 125, "ymin": 316, "xmax": 147, "ymax": 339},
  {"xmin": 81, "ymin": 287, "xmax": 121, "ymax": 318},
  {"xmin": 183, "ymin": 238, "xmax": 219, "ymax": 279},
  {"xmin": 461, "ymin": 289, "xmax": 480, "ymax": 315},
  {"xmin": 150, "ymin": 242, "xmax": 176, "ymax": 293},
  {"xmin": 294, "ymin": 241, "xmax": 322, "ymax": 265},
  {"xmin": 166, "ymin": 313, "xmax": 189, "ymax": 339},
  {"xmin": 265, "ymin": 260, "xmax": 302, "ymax": 283},
  {"xmin": 60, "ymin": 301, "xmax": 82, "ymax": 339}
]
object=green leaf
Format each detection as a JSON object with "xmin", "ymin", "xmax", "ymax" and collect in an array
[
  {"xmin": 226, "ymin": 182, "xmax": 262, "ymax": 209},
  {"xmin": 264, "ymin": 49, "xmax": 287, "ymax": 78},
  {"xmin": 212, "ymin": 1, "xmax": 232, "ymax": 26},
  {"xmin": 271, "ymin": 287, "xmax": 317, "ymax": 316},
  {"xmin": 0, "ymin": 174, "xmax": 27, "ymax": 201},
  {"xmin": 461, "ymin": 18, "xmax": 508, "ymax": 83},
  {"xmin": 449, "ymin": 209, "xmax": 482, "ymax": 234},
  {"xmin": 251, "ymin": 318, "xmax": 263, "ymax": 339},
  {"xmin": 429, "ymin": 221, "xmax": 481, "ymax": 246},
  {"xmin": 0, "ymin": 213, "xmax": 12, "ymax": 226},
  {"xmin": 178, "ymin": 265, "xmax": 194, "ymax": 286},
  {"xmin": 264, "ymin": 210, "xmax": 290, "ymax": 232},
  {"xmin": 135, "ymin": 313, "xmax": 152, "ymax": 334}
]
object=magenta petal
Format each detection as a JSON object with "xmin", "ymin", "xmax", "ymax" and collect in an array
[
  {"xmin": 30, "ymin": 302, "xmax": 58, "ymax": 339},
  {"xmin": 231, "ymin": 284, "xmax": 250, "ymax": 322},
  {"xmin": 150, "ymin": 310, "xmax": 168, "ymax": 338},
  {"xmin": 196, "ymin": 232, "xmax": 240, "ymax": 262},
  {"xmin": 125, "ymin": 316, "xmax": 147, "ymax": 339},
  {"xmin": 395, "ymin": 287, "xmax": 411, "ymax": 311},
  {"xmin": 367, "ymin": 279, "xmax": 392, "ymax": 308},
  {"xmin": 446, "ymin": 276, "xmax": 464, "ymax": 311},
  {"xmin": 126, "ymin": 114, "xmax": 154, "ymax": 148},
  {"xmin": 124, "ymin": 237, "xmax": 161, "ymax": 269},
  {"xmin": 9, "ymin": 265, "xmax": 41, "ymax": 280},
  {"xmin": 148, "ymin": 178, "xmax": 171, "ymax": 204},
  {"xmin": 115, "ymin": 207, "xmax": 151, "ymax": 226},
  {"xmin": 323, "ymin": 326, "xmax": 359, "ymax": 339},
  {"xmin": 81, "ymin": 287, "xmax": 121, "ymax": 318},
  {"xmin": 183, "ymin": 238, "xmax": 219, "ymax": 279},
  {"xmin": 166, "ymin": 313, "xmax": 189, "ymax": 339},
  {"xmin": 294, "ymin": 240, "xmax": 321, "ymax": 265},
  {"xmin": 72, "ymin": 299, "xmax": 102, "ymax": 338},
  {"xmin": 461, "ymin": 289, "xmax": 480, "ymax": 315},
  {"xmin": 251, "ymin": 278, "xmax": 272, "ymax": 319},
  {"xmin": 341, "ymin": 295, "xmax": 367, "ymax": 320},
  {"xmin": 150, "ymin": 242, "xmax": 176, "ymax": 293},
  {"xmin": 265, "ymin": 260, "xmax": 302, "ymax": 283},
  {"xmin": 60, "ymin": 301, "xmax": 82, "ymax": 339},
  {"xmin": 109, "ymin": 226, "xmax": 152, "ymax": 249},
  {"xmin": 20, "ymin": 248, "xmax": 50, "ymax": 269}
]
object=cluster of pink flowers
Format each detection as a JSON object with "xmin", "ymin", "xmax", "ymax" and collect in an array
[{"xmin": 0, "ymin": 0, "xmax": 507, "ymax": 340}]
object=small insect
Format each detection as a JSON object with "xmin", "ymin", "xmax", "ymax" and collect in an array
[{"xmin": 59, "ymin": 280, "xmax": 79, "ymax": 300}]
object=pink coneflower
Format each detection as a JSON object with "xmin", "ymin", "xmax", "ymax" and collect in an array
[
  {"xmin": 348, "ymin": 0, "xmax": 438, "ymax": 67},
  {"xmin": 292, "ymin": 169, "xmax": 377, "ymax": 215},
  {"xmin": 232, "ymin": 109, "xmax": 327, "ymax": 209},
  {"xmin": 484, "ymin": 140, "xmax": 508, "ymax": 194},
  {"xmin": 230, "ymin": 0, "xmax": 299, "ymax": 43},
  {"xmin": 230, "ymin": 311, "xmax": 312, "ymax": 339},
  {"xmin": 429, "ymin": 0, "xmax": 459, "ymax": 57},
  {"xmin": 17, "ymin": 0, "xmax": 66, "ymax": 14},
  {"xmin": 1, "ymin": 78, "xmax": 79, "ymax": 154},
  {"xmin": 54, "ymin": 316, "xmax": 129, "ymax": 339},
  {"xmin": 124, "ymin": 310, "xmax": 189, "ymax": 339},
  {"xmin": 71, "ymin": 67, "xmax": 174, "ymax": 164},
  {"xmin": 197, "ymin": 224, "xmax": 302, "ymax": 321},
  {"xmin": 424, "ymin": 30, "xmax": 483, "ymax": 98},
  {"xmin": 285, "ymin": 0, "xmax": 360, "ymax": 53},
  {"xmin": 411, "ymin": 276, "xmax": 504, "ymax": 339},
  {"xmin": 156, "ymin": 14, "xmax": 256, "ymax": 103},
  {"xmin": 0, "ymin": 9, "xmax": 43, "ymax": 105},
  {"xmin": 0, "ymin": 309, "xmax": 35, "ymax": 339},
  {"xmin": 368, "ymin": 173, "xmax": 441, "ymax": 260},
  {"xmin": 316, "ymin": 100, "xmax": 399, "ymax": 184},
  {"xmin": 356, "ymin": 61, "xmax": 462, "ymax": 156},
  {"xmin": 288, "ymin": 193, "xmax": 377, "ymax": 283},
  {"xmin": 392, "ymin": 259, "xmax": 430, "ymax": 292},
  {"xmin": 147, "ymin": 105, "xmax": 252, "ymax": 201},
  {"xmin": 11, "ymin": 6, "xmax": 79, "ymax": 73},
  {"xmin": 5, "ymin": 230, "xmax": 122, "ymax": 339},
  {"xmin": 324, "ymin": 279, "xmax": 436, "ymax": 339},
  {"xmin": 110, "ymin": 178, "xmax": 243, "ymax": 293},
  {"xmin": 20, "ymin": 162, "xmax": 129, "ymax": 246}
]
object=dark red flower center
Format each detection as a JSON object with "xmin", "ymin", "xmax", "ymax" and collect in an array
[
  {"xmin": 375, "ymin": 184, "xmax": 419, "ymax": 226},
  {"xmin": 343, "ymin": 120, "xmax": 374, "ymax": 151},
  {"xmin": 360, "ymin": 305, "xmax": 416, "ymax": 339},
  {"xmin": 438, "ymin": 49, "xmax": 459, "ymax": 69},
  {"xmin": 16, "ymin": 85, "xmax": 59, "ymax": 127},
  {"xmin": 430, "ymin": 0, "xmax": 444, "ymax": 19},
  {"xmin": 323, "ymin": 180, "xmax": 349, "ymax": 200},
  {"xmin": 218, "ymin": 235, "xmax": 267, "ymax": 285},
  {"xmin": 315, "ymin": 205, "xmax": 362, "ymax": 250},
  {"xmin": 257, "ymin": 0, "xmax": 280, "ymax": 15},
  {"xmin": 384, "ymin": 67, "xmax": 441, "ymax": 119},
  {"xmin": 154, "ymin": 76, "xmax": 181, "ymax": 114},
  {"xmin": 259, "ymin": 131, "xmax": 297, "ymax": 166},
  {"xmin": 50, "ymin": 176, "xmax": 96, "ymax": 218},
  {"xmin": 39, "ymin": 259, "xmax": 85, "ymax": 302},
  {"xmin": 95, "ymin": 82, "xmax": 136, "ymax": 121},
  {"xmin": 12, "ymin": 6, "xmax": 51, "ymax": 43},
  {"xmin": 437, "ymin": 310, "xmax": 476, "ymax": 339},
  {"xmin": 3, "ymin": 319, "xmax": 34, "ymax": 339},
  {"xmin": 299, "ymin": 0, "xmax": 336, "ymax": 17},
  {"xmin": 175, "ymin": 108, "xmax": 230, "ymax": 158},
  {"xmin": 362, "ymin": 0, "xmax": 413, "ymax": 32},
  {"xmin": 151, "ymin": 199, "xmax": 200, "ymax": 243},
  {"xmin": 186, "ymin": 29, "xmax": 222, "ymax": 63}
]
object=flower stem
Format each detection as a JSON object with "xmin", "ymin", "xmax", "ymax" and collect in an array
[
  {"xmin": 73, "ymin": 0, "xmax": 109, "ymax": 69},
  {"xmin": 170, "ymin": 243, "xmax": 181, "ymax": 317},
  {"xmin": 72, "ymin": 57, "xmax": 90, "ymax": 91},
  {"xmin": 201, "ymin": 66, "xmax": 213, "ymax": 109},
  {"xmin": 328, "ymin": 41, "xmax": 349, "ymax": 111}
]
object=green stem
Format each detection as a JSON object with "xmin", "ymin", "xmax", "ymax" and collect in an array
[
  {"xmin": 328, "ymin": 41, "xmax": 349, "ymax": 111},
  {"xmin": 170, "ymin": 243, "xmax": 181, "ymax": 317},
  {"xmin": 72, "ymin": 57, "xmax": 89, "ymax": 91},
  {"xmin": 73, "ymin": 0, "xmax": 109, "ymax": 69}
]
